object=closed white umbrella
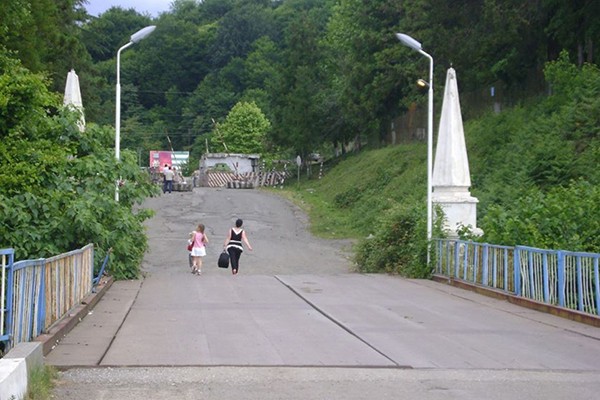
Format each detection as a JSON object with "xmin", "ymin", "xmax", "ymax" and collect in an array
[{"xmin": 63, "ymin": 69, "xmax": 85, "ymax": 132}]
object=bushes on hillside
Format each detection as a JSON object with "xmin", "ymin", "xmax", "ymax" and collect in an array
[
  {"xmin": 481, "ymin": 180, "xmax": 600, "ymax": 252},
  {"xmin": 471, "ymin": 52, "xmax": 600, "ymax": 252},
  {"xmin": 354, "ymin": 203, "xmax": 445, "ymax": 278}
]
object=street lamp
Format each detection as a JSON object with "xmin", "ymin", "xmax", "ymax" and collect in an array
[
  {"xmin": 115, "ymin": 25, "xmax": 156, "ymax": 201},
  {"xmin": 395, "ymin": 32, "xmax": 433, "ymax": 262}
]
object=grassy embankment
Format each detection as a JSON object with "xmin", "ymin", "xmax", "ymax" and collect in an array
[
  {"xmin": 276, "ymin": 143, "xmax": 431, "ymax": 276},
  {"xmin": 280, "ymin": 144, "xmax": 427, "ymax": 240}
]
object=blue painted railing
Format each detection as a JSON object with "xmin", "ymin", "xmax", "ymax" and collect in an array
[
  {"xmin": 1, "ymin": 244, "xmax": 95, "ymax": 352},
  {"xmin": 0, "ymin": 249, "xmax": 14, "ymax": 345},
  {"xmin": 9, "ymin": 258, "xmax": 46, "ymax": 348},
  {"xmin": 434, "ymin": 239, "xmax": 600, "ymax": 316}
]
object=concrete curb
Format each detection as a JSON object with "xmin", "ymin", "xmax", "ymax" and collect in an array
[
  {"xmin": 35, "ymin": 276, "xmax": 114, "ymax": 356},
  {"xmin": 431, "ymin": 274, "xmax": 600, "ymax": 327},
  {"xmin": 0, "ymin": 342, "xmax": 43, "ymax": 399},
  {"xmin": 0, "ymin": 276, "xmax": 114, "ymax": 399}
]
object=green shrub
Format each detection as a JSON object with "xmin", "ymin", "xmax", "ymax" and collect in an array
[
  {"xmin": 480, "ymin": 179, "xmax": 600, "ymax": 252},
  {"xmin": 354, "ymin": 202, "xmax": 441, "ymax": 278},
  {"xmin": 0, "ymin": 52, "xmax": 158, "ymax": 279}
]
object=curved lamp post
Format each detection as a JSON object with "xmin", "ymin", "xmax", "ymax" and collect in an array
[
  {"xmin": 115, "ymin": 25, "xmax": 156, "ymax": 201},
  {"xmin": 395, "ymin": 33, "xmax": 433, "ymax": 262}
]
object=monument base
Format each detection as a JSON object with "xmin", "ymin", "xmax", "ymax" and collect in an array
[{"xmin": 433, "ymin": 188, "xmax": 483, "ymax": 237}]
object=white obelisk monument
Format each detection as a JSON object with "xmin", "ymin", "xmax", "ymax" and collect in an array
[
  {"xmin": 432, "ymin": 68, "xmax": 482, "ymax": 237},
  {"xmin": 63, "ymin": 69, "xmax": 85, "ymax": 132}
]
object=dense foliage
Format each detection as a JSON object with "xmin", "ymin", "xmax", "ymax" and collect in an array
[
  {"xmin": 470, "ymin": 53, "xmax": 600, "ymax": 252},
  {"xmin": 0, "ymin": 49, "xmax": 158, "ymax": 279},
  {"xmin": 5, "ymin": 0, "xmax": 600, "ymax": 163},
  {"xmin": 24, "ymin": 0, "xmax": 595, "ymax": 165}
]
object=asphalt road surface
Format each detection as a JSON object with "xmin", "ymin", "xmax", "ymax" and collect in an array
[
  {"xmin": 139, "ymin": 186, "xmax": 355, "ymax": 276},
  {"xmin": 49, "ymin": 187, "xmax": 600, "ymax": 400}
]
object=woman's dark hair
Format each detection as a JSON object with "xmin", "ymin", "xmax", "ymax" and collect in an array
[{"xmin": 235, "ymin": 218, "xmax": 243, "ymax": 228}]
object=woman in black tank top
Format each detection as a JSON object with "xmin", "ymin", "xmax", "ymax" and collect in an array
[{"xmin": 223, "ymin": 218, "xmax": 253, "ymax": 274}]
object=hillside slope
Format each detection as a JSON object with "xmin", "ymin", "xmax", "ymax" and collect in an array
[{"xmin": 285, "ymin": 55, "xmax": 600, "ymax": 275}]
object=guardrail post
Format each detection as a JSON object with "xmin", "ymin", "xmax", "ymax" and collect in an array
[
  {"xmin": 454, "ymin": 240, "xmax": 460, "ymax": 278},
  {"xmin": 594, "ymin": 257, "xmax": 599, "ymax": 315},
  {"xmin": 514, "ymin": 247, "xmax": 521, "ymax": 296},
  {"xmin": 557, "ymin": 250, "xmax": 565, "ymax": 307},
  {"xmin": 482, "ymin": 244, "xmax": 489, "ymax": 286},
  {"xmin": 576, "ymin": 255, "xmax": 583, "ymax": 312},
  {"xmin": 462, "ymin": 241, "xmax": 468, "ymax": 280},
  {"xmin": 503, "ymin": 248, "xmax": 508, "ymax": 291},
  {"xmin": 542, "ymin": 252, "xmax": 550, "ymax": 303},
  {"xmin": 1, "ymin": 250, "xmax": 15, "ymax": 345},
  {"xmin": 474, "ymin": 244, "xmax": 479, "ymax": 283},
  {"xmin": 445, "ymin": 240, "xmax": 451, "ymax": 275},
  {"xmin": 38, "ymin": 260, "xmax": 47, "ymax": 337},
  {"xmin": 6, "ymin": 252, "xmax": 15, "ymax": 347},
  {"xmin": 528, "ymin": 251, "xmax": 535, "ymax": 299},
  {"xmin": 434, "ymin": 240, "xmax": 440, "ymax": 274}
]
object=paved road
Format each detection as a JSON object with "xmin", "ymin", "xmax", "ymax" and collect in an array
[{"xmin": 48, "ymin": 188, "xmax": 600, "ymax": 399}]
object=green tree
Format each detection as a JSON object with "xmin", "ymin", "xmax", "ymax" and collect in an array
[
  {"xmin": 267, "ymin": 0, "xmax": 333, "ymax": 156},
  {"xmin": 273, "ymin": 12, "xmax": 324, "ymax": 154},
  {"xmin": 239, "ymin": 36, "xmax": 282, "ymax": 124},
  {"xmin": 81, "ymin": 7, "xmax": 153, "ymax": 63},
  {"xmin": 210, "ymin": 101, "xmax": 270, "ymax": 154},
  {"xmin": 208, "ymin": 0, "xmax": 276, "ymax": 68},
  {"xmin": 0, "ymin": 51, "xmax": 157, "ymax": 279},
  {"xmin": 322, "ymin": 0, "xmax": 409, "ymax": 148},
  {"xmin": 1, "ymin": 0, "xmax": 93, "ymax": 91},
  {"xmin": 544, "ymin": 0, "xmax": 600, "ymax": 65}
]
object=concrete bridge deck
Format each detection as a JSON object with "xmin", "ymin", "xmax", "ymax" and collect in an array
[{"xmin": 47, "ymin": 188, "xmax": 600, "ymax": 399}]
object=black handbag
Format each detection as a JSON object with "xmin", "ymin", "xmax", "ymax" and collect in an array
[{"xmin": 218, "ymin": 251, "xmax": 230, "ymax": 268}]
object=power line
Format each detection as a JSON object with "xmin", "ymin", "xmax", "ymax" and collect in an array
[{"xmin": 136, "ymin": 90, "xmax": 195, "ymax": 94}]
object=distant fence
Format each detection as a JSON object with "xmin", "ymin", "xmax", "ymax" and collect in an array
[
  {"xmin": 1, "ymin": 244, "xmax": 94, "ymax": 352},
  {"xmin": 434, "ymin": 239, "xmax": 600, "ymax": 316},
  {"xmin": 202, "ymin": 171, "xmax": 293, "ymax": 188}
]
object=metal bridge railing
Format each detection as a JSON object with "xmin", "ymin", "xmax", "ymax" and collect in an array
[
  {"xmin": 435, "ymin": 240, "xmax": 515, "ymax": 292},
  {"xmin": 515, "ymin": 246, "xmax": 600, "ymax": 315},
  {"xmin": 1, "ymin": 244, "xmax": 94, "ymax": 352},
  {"xmin": 0, "ymin": 249, "xmax": 14, "ymax": 345},
  {"xmin": 42, "ymin": 244, "xmax": 94, "ymax": 330},
  {"xmin": 435, "ymin": 239, "xmax": 600, "ymax": 316}
]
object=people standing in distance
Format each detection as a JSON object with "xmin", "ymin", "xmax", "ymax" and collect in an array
[
  {"xmin": 161, "ymin": 163, "xmax": 169, "ymax": 187},
  {"xmin": 163, "ymin": 166, "xmax": 175, "ymax": 194},
  {"xmin": 190, "ymin": 223, "xmax": 209, "ymax": 275},
  {"xmin": 223, "ymin": 218, "xmax": 253, "ymax": 275}
]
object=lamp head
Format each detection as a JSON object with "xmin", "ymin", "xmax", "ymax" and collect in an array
[
  {"xmin": 395, "ymin": 33, "xmax": 422, "ymax": 51},
  {"xmin": 131, "ymin": 25, "xmax": 156, "ymax": 43},
  {"xmin": 417, "ymin": 79, "xmax": 429, "ymax": 88}
]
